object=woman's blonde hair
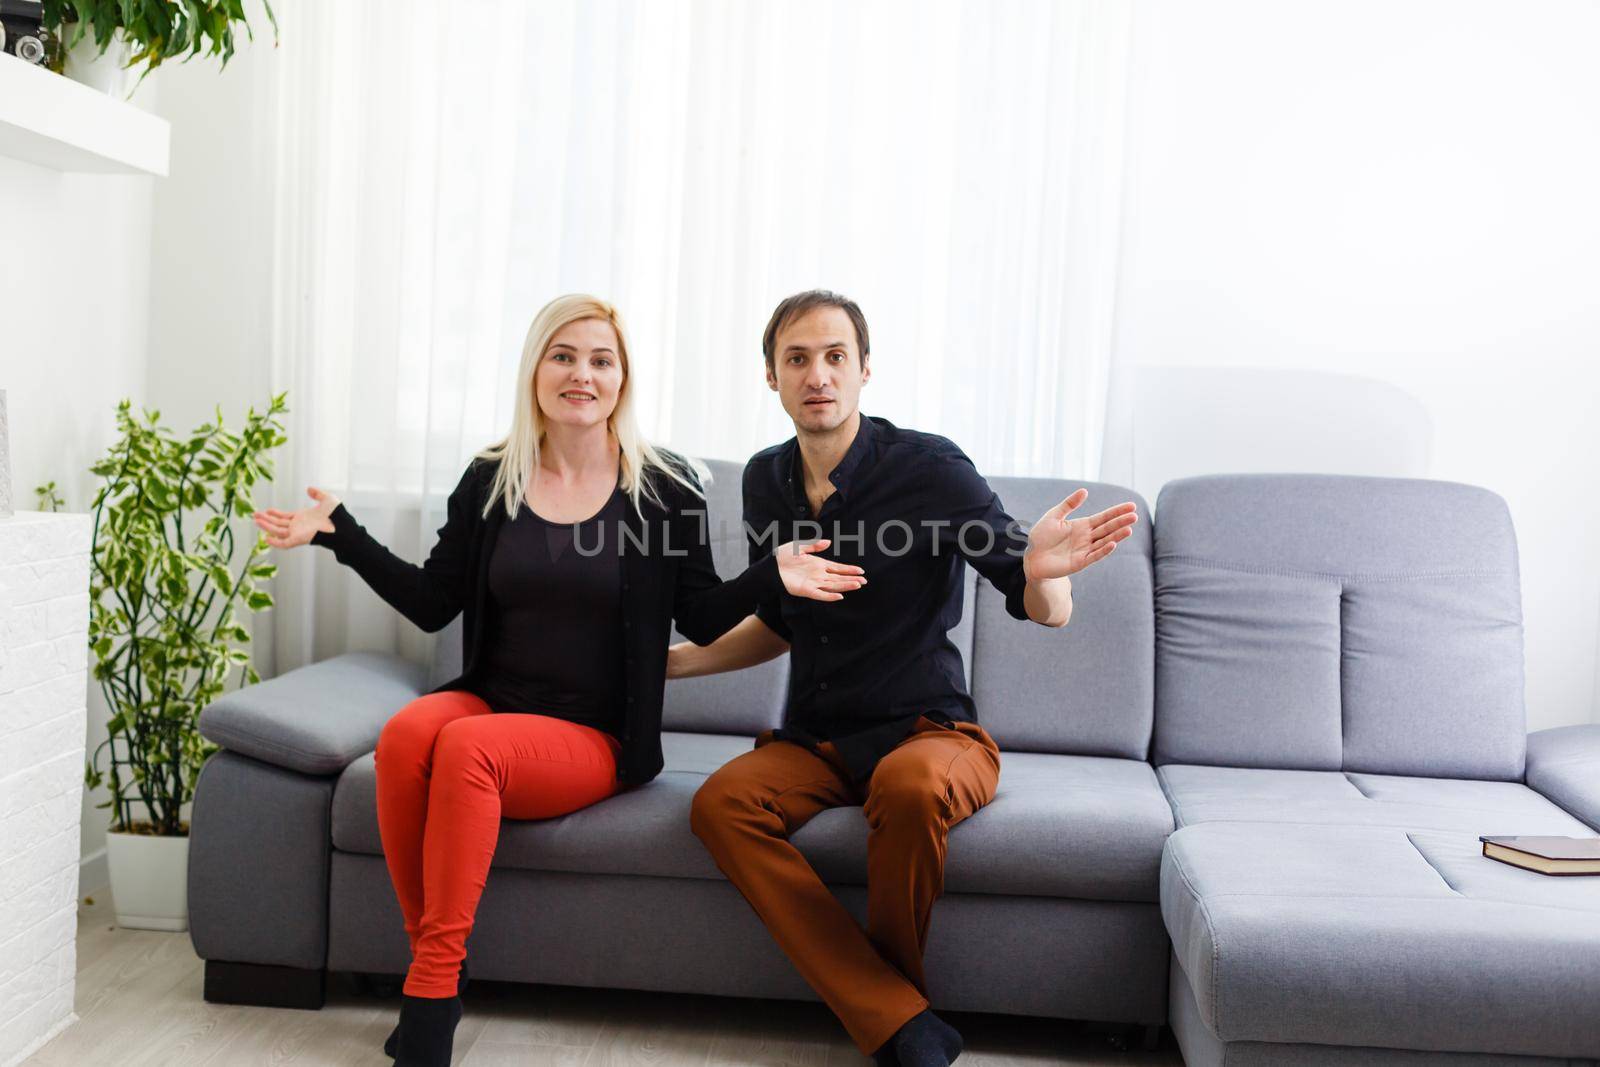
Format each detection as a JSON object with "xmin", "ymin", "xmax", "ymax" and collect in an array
[{"xmin": 475, "ymin": 294, "xmax": 707, "ymax": 520}]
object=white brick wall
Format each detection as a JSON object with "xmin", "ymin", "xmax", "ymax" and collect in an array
[{"xmin": 0, "ymin": 512, "xmax": 91, "ymax": 1067}]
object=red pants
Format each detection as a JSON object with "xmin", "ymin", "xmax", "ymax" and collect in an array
[{"xmin": 374, "ymin": 690, "xmax": 623, "ymax": 998}]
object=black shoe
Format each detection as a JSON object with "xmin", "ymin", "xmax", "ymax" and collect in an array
[
  {"xmin": 392, "ymin": 993, "xmax": 462, "ymax": 1067},
  {"xmin": 385, "ymin": 960, "xmax": 469, "ymax": 1059},
  {"xmin": 878, "ymin": 1008, "xmax": 962, "ymax": 1067}
]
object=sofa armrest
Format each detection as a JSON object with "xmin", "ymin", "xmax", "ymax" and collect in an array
[
  {"xmin": 199, "ymin": 651, "xmax": 427, "ymax": 775},
  {"xmin": 1525, "ymin": 724, "xmax": 1600, "ymax": 832}
]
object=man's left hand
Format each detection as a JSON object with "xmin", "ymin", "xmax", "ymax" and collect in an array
[{"xmin": 1023, "ymin": 489, "xmax": 1138, "ymax": 582}]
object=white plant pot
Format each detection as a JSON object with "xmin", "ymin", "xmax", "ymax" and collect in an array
[
  {"xmin": 106, "ymin": 830, "xmax": 190, "ymax": 931},
  {"xmin": 61, "ymin": 25, "xmax": 138, "ymax": 99}
]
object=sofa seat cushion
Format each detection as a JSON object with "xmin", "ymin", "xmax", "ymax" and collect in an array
[
  {"xmin": 332, "ymin": 731, "xmax": 1174, "ymax": 902},
  {"xmin": 1162, "ymin": 822, "xmax": 1600, "ymax": 1060},
  {"xmin": 1158, "ymin": 763, "xmax": 1594, "ymax": 835}
]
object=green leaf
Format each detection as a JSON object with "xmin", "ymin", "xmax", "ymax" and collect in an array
[{"xmin": 206, "ymin": 563, "xmax": 233, "ymax": 595}]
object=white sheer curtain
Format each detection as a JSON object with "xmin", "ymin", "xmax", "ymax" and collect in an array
[{"xmin": 265, "ymin": 0, "xmax": 1134, "ymax": 675}]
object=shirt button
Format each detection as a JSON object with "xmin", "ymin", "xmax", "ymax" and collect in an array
[
  {"xmin": 819, "ymin": 681, "xmax": 829, "ymax": 691},
  {"xmin": 622, "ymin": 582, "xmax": 630, "ymax": 592},
  {"xmin": 820, "ymin": 635, "xmax": 829, "ymax": 644}
]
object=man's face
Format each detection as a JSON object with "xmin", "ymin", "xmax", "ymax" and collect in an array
[{"xmin": 766, "ymin": 306, "xmax": 870, "ymax": 435}]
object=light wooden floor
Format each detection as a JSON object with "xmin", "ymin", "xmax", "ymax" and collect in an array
[{"xmin": 25, "ymin": 892, "xmax": 1186, "ymax": 1066}]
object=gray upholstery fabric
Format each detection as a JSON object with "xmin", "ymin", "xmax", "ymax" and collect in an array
[
  {"xmin": 1525, "ymin": 725, "xmax": 1600, "ymax": 831},
  {"xmin": 970, "ymin": 477, "xmax": 1154, "ymax": 758},
  {"xmin": 662, "ymin": 637, "xmax": 787, "ymax": 737},
  {"xmin": 187, "ymin": 751, "xmax": 334, "ymax": 970},
  {"xmin": 1153, "ymin": 475, "xmax": 1527, "ymax": 781},
  {"xmin": 1162, "ymin": 822, "xmax": 1600, "ymax": 1059},
  {"xmin": 198, "ymin": 651, "xmax": 426, "ymax": 775},
  {"xmin": 1168, "ymin": 954, "xmax": 1592, "ymax": 1067},
  {"xmin": 793, "ymin": 748, "xmax": 1173, "ymax": 902},
  {"xmin": 1158, "ymin": 763, "xmax": 1593, "ymax": 835},
  {"xmin": 662, "ymin": 459, "xmax": 793, "ymax": 735},
  {"xmin": 332, "ymin": 731, "xmax": 1173, "ymax": 902},
  {"xmin": 326, "ymin": 854, "xmax": 1171, "ymax": 1024}
]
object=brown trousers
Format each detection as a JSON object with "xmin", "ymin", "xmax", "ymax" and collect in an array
[{"xmin": 689, "ymin": 716, "xmax": 1002, "ymax": 1055}]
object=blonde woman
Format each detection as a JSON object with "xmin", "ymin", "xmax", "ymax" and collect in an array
[{"xmin": 252, "ymin": 295, "xmax": 865, "ymax": 1067}]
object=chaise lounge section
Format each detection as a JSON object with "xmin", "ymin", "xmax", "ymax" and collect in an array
[{"xmin": 1151, "ymin": 475, "xmax": 1600, "ymax": 1064}]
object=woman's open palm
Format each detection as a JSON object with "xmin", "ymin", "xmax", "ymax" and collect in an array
[{"xmin": 252, "ymin": 487, "xmax": 341, "ymax": 550}]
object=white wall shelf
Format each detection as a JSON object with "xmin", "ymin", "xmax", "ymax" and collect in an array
[{"xmin": 0, "ymin": 52, "xmax": 169, "ymax": 176}]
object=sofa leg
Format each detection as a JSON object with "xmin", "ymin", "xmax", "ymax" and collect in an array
[
  {"xmin": 1140, "ymin": 1024, "xmax": 1163, "ymax": 1050},
  {"xmin": 203, "ymin": 959, "xmax": 327, "ymax": 1010}
]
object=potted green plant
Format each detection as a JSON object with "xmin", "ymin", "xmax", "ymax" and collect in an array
[
  {"xmin": 43, "ymin": 0, "xmax": 278, "ymax": 98},
  {"xmin": 86, "ymin": 394, "xmax": 288, "ymax": 930}
]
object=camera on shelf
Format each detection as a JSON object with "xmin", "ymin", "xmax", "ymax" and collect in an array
[{"xmin": 1, "ymin": 0, "xmax": 51, "ymax": 66}]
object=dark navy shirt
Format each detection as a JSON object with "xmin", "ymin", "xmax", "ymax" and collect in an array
[{"xmin": 742, "ymin": 415, "xmax": 1033, "ymax": 780}]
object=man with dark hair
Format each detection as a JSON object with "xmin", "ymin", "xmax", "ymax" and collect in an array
[
  {"xmin": 761, "ymin": 288, "xmax": 872, "ymax": 372},
  {"xmin": 673, "ymin": 290, "xmax": 1137, "ymax": 1066}
]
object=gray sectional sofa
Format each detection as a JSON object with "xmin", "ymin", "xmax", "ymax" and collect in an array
[{"xmin": 188, "ymin": 463, "xmax": 1600, "ymax": 1064}]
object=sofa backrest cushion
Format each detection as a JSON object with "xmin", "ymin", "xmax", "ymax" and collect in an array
[
  {"xmin": 969, "ymin": 477, "xmax": 1155, "ymax": 759},
  {"xmin": 1151, "ymin": 474, "xmax": 1526, "ymax": 781},
  {"xmin": 660, "ymin": 458, "xmax": 789, "ymax": 735}
]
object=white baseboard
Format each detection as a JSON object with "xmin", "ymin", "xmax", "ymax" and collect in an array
[
  {"xmin": 1, "ymin": 1011, "xmax": 79, "ymax": 1067},
  {"xmin": 78, "ymin": 848, "xmax": 108, "ymax": 898}
]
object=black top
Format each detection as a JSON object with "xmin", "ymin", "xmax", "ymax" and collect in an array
[
  {"xmin": 474, "ymin": 483, "xmax": 629, "ymax": 736},
  {"xmin": 742, "ymin": 415, "xmax": 1032, "ymax": 780},
  {"xmin": 311, "ymin": 455, "xmax": 781, "ymax": 784}
]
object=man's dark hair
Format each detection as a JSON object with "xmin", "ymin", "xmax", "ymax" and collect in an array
[{"xmin": 762, "ymin": 290, "xmax": 870, "ymax": 371}]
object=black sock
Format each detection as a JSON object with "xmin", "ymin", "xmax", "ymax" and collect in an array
[
  {"xmin": 385, "ymin": 960, "xmax": 469, "ymax": 1060},
  {"xmin": 882, "ymin": 1008, "xmax": 963, "ymax": 1067},
  {"xmin": 393, "ymin": 993, "xmax": 462, "ymax": 1067}
]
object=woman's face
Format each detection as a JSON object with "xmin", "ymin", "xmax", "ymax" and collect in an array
[{"xmin": 534, "ymin": 317, "xmax": 625, "ymax": 430}]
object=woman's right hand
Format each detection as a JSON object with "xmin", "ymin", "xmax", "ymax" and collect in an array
[
  {"xmin": 774, "ymin": 539, "xmax": 866, "ymax": 602},
  {"xmin": 251, "ymin": 487, "xmax": 341, "ymax": 550}
]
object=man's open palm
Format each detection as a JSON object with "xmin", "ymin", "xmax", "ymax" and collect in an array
[{"xmin": 1024, "ymin": 488, "xmax": 1138, "ymax": 582}]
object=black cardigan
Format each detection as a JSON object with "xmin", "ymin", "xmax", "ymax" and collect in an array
[{"xmin": 310, "ymin": 456, "xmax": 780, "ymax": 785}]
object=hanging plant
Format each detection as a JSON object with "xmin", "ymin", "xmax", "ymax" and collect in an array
[{"xmin": 86, "ymin": 394, "xmax": 288, "ymax": 836}]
